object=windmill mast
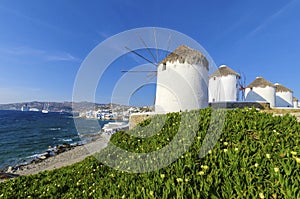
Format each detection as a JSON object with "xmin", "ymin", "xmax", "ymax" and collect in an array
[{"xmin": 238, "ymin": 72, "xmax": 246, "ymax": 101}]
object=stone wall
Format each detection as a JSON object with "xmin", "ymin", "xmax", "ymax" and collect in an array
[
  {"xmin": 129, "ymin": 102, "xmax": 271, "ymax": 130},
  {"xmin": 209, "ymin": 102, "xmax": 270, "ymax": 110},
  {"xmin": 129, "ymin": 113, "xmax": 156, "ymax": 129}
]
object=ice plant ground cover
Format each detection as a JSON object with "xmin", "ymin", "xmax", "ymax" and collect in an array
[{"xmin": 1, "ymin": 108, "xmax": 300, "ymax": 198}]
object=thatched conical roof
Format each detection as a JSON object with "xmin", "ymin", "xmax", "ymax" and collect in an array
[
  {"xmin": 210, "ymin": 65, "xmax": 240, "ymax": 78},
  {"xmin": 160, "ymin": 45, "xmax": 208, "ymax": 70},
  {"xmin": 274, "ymin": 83, "xmax": 293, "ymax": 93},
  {"xmin": 246, "ymin": 77, "xmax": 275, "ymax": 88},
  {"xmin": 293, "ymin": 97, "xmax": 298, "ymax": 102}
]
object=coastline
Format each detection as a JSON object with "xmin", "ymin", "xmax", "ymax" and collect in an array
[{"xmin": 0, "ymin": 134, "xmax": 111, "ymax": 181}]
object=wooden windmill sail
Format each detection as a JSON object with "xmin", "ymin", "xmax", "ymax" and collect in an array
[{"xmin": 120, "ymin": 32, "xmax": 165, "ymax": 107}]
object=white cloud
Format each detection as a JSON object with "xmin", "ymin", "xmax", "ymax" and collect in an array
[
  {"xmin": 46, "ymin": 52, "xmax": 80, "ymax": 62},
  {"xmin": 246, "ymin": 0, "xmax": 297, "ymax": 37},
  {"xmin": 0, "ymin": 46, "xmax": 45, "ymax": 55},
  {"xmin": 0, "ymin": 45, "xmax": 80, "ymax": 62}
]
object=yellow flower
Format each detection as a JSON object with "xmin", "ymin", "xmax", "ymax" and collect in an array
[
  {"xmin": 293, "ymin": 156, "xmax": 300, "ymax": 163},
  {"xmin": 197, "ymin": 171, "xmax": 205, "ymax": 176},
  {"xmin": 160, "ymin": 174, "xmax": 165, "ymax": 179},
  {"xmin": 223, "ymin": 149, "xmax": 228, "ymax": 153},
  {"xmin": 254, "ymin": 163, "xmax": 259, "ymax": 167},
  {"xmin": 208, "ymin": 150, "xmax": 212, "ymax": 154},
  {"xmin": 266, "ymin": 154, "xmax": 271, "ymax": 159},
  {"xmin": 223, "ymin": 142, "xmax": 228, "ymax": 146},
  {"xmin": 149, "ymin": 191, "xmax": 154, "ymax": 196},
  {"xmin": 176, "ymin": 178, "xmax": 183, "ymax": 183},
  {"xmin": 291, "ymin": 151, "xmax": 297, "ymax": 155},
  {"xmin": 234, "ymin": 147, "xmax": 239, "ymax": 151},
  {"xmin": 259, "ymin": 193, "xmax": 265, "ymax": 199},
  {"xmin": 201, "ymin": 165, "xmax": 209, "ymax": 170},
  {"xmin": 274, "ymin": 167, "xmax": 279, "ymax": 173}
]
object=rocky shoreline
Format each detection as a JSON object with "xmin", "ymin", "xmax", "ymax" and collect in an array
[
  {"xmin": 2, "ymin": 143, "xmax": 81, "ymax": 173},
  {"xmin": 0, "ymin": 134, "xmax": 111, "ymax": 182}
]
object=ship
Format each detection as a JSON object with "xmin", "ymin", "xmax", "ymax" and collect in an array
[
  {"xmin": 21, "ymin": 104, "xmax": 30, "ymax": 111},
  {"xmin": 42, "ymin": 103, "xmax": 50, "ymax": 114}
]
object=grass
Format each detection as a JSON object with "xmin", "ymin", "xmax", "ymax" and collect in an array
[
  {"xmin": 263, "ymin": 108, "xmax": 300, "ymax": 114},
  {"xmin": 0, "ymin": 108, "xmax": 300, "ymax": 198}
]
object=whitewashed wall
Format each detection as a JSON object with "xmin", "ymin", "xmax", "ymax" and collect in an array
[
  {"xmin": 294, "ymin": 101, "xmax": 298, "ymax": 108},
  {"xmin": 275, "ymin": 91, "xmax": 293, "ymax": 107},
  {"xmin": 208, "ymin": 75, "xmax": 238, "ymax": 102},
  {"xmin": 155, "ymin": 60, "xmax": 208, "ymax": 113},
  {"xmin": 245, "ymin": 86, "xmax": 276, "ymax": 107}
]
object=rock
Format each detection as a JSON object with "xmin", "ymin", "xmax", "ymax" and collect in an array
[
  {"xmin": 56, "ymin": 144, "xmax": 73, "ymax": 154},
  {"xmin": 7, "ymin": 166, "xmax": 13, "ymax": 173},
  {"xmin": 49, "ymin": 150, "xmax": 56, "ymax": 156},
  {"xmin": 62, "ymin": 143, "xmax": 71, "ymax": 149},
  {"xmin": 31, "ymin": 158, "xmax": 42, "ymax": 164},
  {"xmin": 39, "ymin": 155, "xmax": 47, "ymax": 160},
  {"xmin": 37, "ymin": 152, "xmax": 50, "ymax": 160},
  {"xmin": 0, "ymin": 172, "xmax": 19, "ymax": 179}
]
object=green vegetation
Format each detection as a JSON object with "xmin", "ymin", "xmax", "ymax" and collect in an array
[{"xmin": 1, "ymin": 108, "xmax": 300, "ymax": 198}]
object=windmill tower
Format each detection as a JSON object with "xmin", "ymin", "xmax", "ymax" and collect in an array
[
  {"xmin": 274, "ymin": 83, "xmax": 293, "ymax": 107},
  {"xmin": 208, "ymin": 65, "xmax": 240, "ymax": 102},
  {"xmin": 245, "ymin": 77, "xmax": 276, "ymax": 107},
  {"xmin": 155, "ymin": 45, "xmax": 209, "ymax": 113}
]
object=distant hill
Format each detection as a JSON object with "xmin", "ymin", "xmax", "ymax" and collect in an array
[{"xmin": 0, "ymin": 101, "xmax": 131, "ymax": 113}]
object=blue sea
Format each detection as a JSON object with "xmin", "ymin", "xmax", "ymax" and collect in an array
[{"xmin": 0, "ymin": 110, "xmax": 111, "ymax": 170}]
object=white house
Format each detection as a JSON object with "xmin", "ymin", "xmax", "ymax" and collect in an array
[
  {"xmin": 275, "ymin": 83, "xmax": 293, "ymax": 107},
  {"xmin": 245, "ymin": 77, "xmax": 276, "ymax": 107},
  {"xmin": 155, "ymin": 45, "xmax": 209, "ymax": 113},
  {"xmin": 208, "ymin": 65, "xmax": 240, "ymax": 102}
]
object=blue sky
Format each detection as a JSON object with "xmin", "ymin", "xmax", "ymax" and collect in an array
[{"xmin": 0, "ymin": 0, "xmax": 299, "ymax": 106}]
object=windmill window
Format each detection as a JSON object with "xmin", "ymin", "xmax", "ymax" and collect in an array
[
  {"xmin": 213, "ymin": 76, "xmax": 216, "ymax": 80},
  {"xmin": 162, "ymin": 64, "xmax": 166, "ymax": 71}
]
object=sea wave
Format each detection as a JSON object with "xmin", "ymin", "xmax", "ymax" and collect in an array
[
  {"xmin": 48, "ymin": 127, "xmax": 61, "ymax": 131},
  {"xmin": 59, "ymin": 138, "xmax": 73, "ymax": 142},
  {"xmin": 27, "ymin": 153, "xmax": 46, "ymax": 159}
]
